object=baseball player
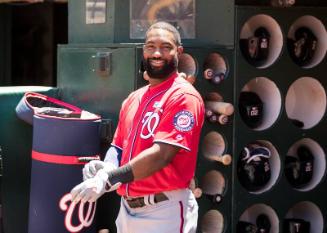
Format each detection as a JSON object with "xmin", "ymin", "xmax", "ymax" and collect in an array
[{"xmin": 71, "ymin": 21, "xmax": 205, "ymax": 233}]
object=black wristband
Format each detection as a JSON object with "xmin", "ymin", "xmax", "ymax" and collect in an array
[{"xmin": 107, "ymin": 164, "xmax": 134, "ymax": 186}]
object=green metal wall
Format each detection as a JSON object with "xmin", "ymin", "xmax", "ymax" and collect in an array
[
  {"xmin": 68, "ymin": 0, "xmax": 235, "ymax": 47},
  {"xmin": 0, "ymin": 5, "xmax": 11, "ymax": 86},
  {"xmin": 57, "ymin": 44, "xmax": 140, "ymax": 122}
]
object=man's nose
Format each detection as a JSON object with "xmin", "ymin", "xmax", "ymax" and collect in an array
[{"xmin": 152, "ymin": 49, "xmax": 162, "ymax": 57}]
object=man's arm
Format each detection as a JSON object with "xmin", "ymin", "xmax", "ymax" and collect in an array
[
  {"xmin": 130, "ymin": 142, "xmax": 180, "ymax": 180},
  {"xmin": 105, "ymin": 142, "xmax": 180, "ymax": 185}
]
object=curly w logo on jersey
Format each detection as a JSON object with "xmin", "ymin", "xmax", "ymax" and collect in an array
[{"xmin": 140, "ymin": 111, "xmax": 160, "ymax": 139}]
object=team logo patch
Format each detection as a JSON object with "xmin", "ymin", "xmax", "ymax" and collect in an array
[{"xmin": 173, "ymin": 110, "xmax": 194, "ymax": 132}]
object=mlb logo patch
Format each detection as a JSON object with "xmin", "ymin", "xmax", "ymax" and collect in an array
[{"xmin": 174, "ymin": 110, "xmax": 194, "ymax": 132}]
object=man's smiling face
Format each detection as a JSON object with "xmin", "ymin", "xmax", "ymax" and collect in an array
[{"xmin": 143, "ymin": 28, "xmax": 183, "ymax": 80}]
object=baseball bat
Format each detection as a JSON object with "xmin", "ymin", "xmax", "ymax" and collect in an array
[
  {"xmin": 211, "ymin": 74, "xmax": 225, "ymax": 85},
  {"xmin": 179, "ymin": 72, "xmax": 196, "ymax": 85},
  {"xmin": 207, "ymin": 154, "xmax": 232, "ymax": 166},
  {"xmin": 185, "ymin": 75, "xmax": 196, "ymax": 84},
  {"xmin": 78, "ymin": 156, "xmax": 100, "ymax": 163},
  {"xmin": 201, "ymin": 210, "xmax": 224, "ymax": 233},
  {"xmin": 202, "ymin": 170, "xmax": 226, "ymax": 203},
  {"xmin": 204, "ymin": 68, "xmax": 225, "ymax": 84},
  {"xmin": 208, "ymin": 114, "xmax": 218, "ymax": 123},
  {"xmin": 206, "ymin": 112, "xmax": 229, "ymax": 125},
  {"xmin": 178, "ymin": 53, "xmax": 197, "ymax": 84},
  {"xmin": 204, "ymin": 92, "xmax": 224, "ymax": 102},
  {"xmin": 189, "ymin": 178, "xmax": 203, "ymax": 198},
  {"xmin": 202, "ymin": 132, "xmax": 225, "ymax": 158},
  {"xmin": 203, "ymin": 53, "xmax": 227, "ymax": 85},
  {"xmin": 203, "ymin": 68, "xmax": 214, "ymax": 80},
  {"xmin": 205, "ymin": 108, "xmax": 214, "ymax": 118},
  {"xmin": 205, "ymin": 101, "xmax": 234, "ymax": 116},
  {"xmin": 217, "ymin": 114, "xmax": 229, "ymax": 125},
  {"xmin": 192, "ymin": 187, "xmax": 203, "ymax": 198}
]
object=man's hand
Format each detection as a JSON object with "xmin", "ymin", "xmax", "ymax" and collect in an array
[
  {"xmin": 83, "ymin": 160, "xmax": 116, "ymax": 180},
  {"xmin": 71, "ymin": 169, "xmax": 121, "ymax": 203}
]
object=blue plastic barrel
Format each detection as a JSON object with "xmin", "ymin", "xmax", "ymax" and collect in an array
[{"xmin": 16, "ymin": 92, "xmax": 101, "ymax": 233}]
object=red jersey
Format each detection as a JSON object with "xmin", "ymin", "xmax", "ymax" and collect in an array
[{"xmin": 112, "ymin": 72, "xmax": 204, "ymax": 197}]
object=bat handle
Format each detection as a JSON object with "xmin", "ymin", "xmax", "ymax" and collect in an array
[
  {"xmin": 214, "ymin": 154, "xmax": 232, "ymax": 165},
  {"xmin": 189, "ymin": 178, "xmax": 202, "ymax": 198},
  {"xmin": 78, "ymin": 155, "xmax": 101, "ymax": 163},
  {"xmin": 193, "ymin": 188, "xmax": 203, "ymax": 198}
]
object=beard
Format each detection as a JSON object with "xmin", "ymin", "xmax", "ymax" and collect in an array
[{"xmin": 143, "ymin": 57, "xmax": 178, "ymax": 80}]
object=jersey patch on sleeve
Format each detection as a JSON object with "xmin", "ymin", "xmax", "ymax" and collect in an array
[{"xmin": 173, "ymin": 110, "xmax": 195, "ymax": 132}]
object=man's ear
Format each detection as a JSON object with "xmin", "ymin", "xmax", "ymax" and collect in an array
[{"xmin": 177, "ymin": 46, "xmax": 184, "ymax": 55}]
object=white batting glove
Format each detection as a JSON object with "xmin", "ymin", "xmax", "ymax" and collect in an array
[
  {"xmin": 71, "ymin": 169, "xmax": 121, "ymax": 203},
  {"xmin": 83, "ymin": 160, "xmax": 116, "ymax": 181}
]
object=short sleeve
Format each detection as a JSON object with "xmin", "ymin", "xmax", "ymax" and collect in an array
[{"xmin": 153, "ymin": 93, "xmax": 204, "ymax": 151}]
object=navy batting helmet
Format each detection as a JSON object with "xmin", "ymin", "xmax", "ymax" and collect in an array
[
  {"xmin": 240, "ymin": 27, "xmax": 270, "ymax": 67},
  {"xmin": 288, "ymin": 26, "xmax": 317, "ymax": 66},
  {"xmin": 284, "ymin": 145, "xmax": 314, "ymax": 189},
  {"xmin": 239, "ymin": 91, "xmax": 264, "ymax": 129},
  {"xmin": 237, "ymin": 143, "xmax": 271, "ymax": 191}
]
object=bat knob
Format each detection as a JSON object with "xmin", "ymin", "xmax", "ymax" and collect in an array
[
  {"xmin": 185, "ymin": 75, "xmax": 196, "ymax": 85},
  {"xmin": 193, "ymin": 188, "xmax": 202, "ymax": 198},
  {"xmin": 211, "ymin": 75, "xmax": 223, "ymax": 85},
  {"xmin": 214, "ymin": 194, "xmax": 222, "ymax": 203},
  {"xmin": 204, "ymin": 68, "xmax": 214, "ymax": 79},
  {"xmin": 221, "ymin": 154, "xmax": 232, "ymax": 165}
]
